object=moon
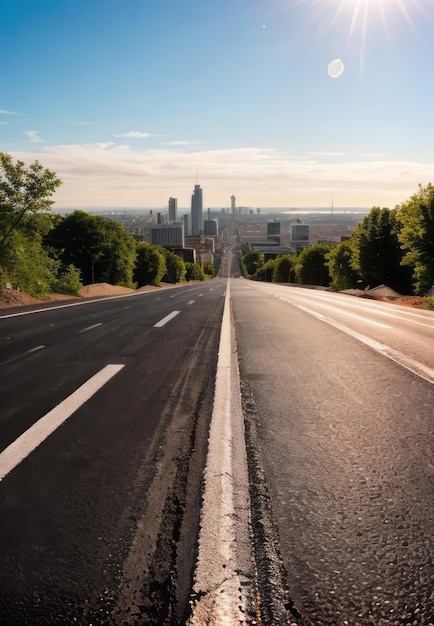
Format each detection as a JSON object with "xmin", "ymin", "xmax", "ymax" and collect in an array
[{"xmin": 328, "ymin": 58, "xmax": 345, "ymax": 78}]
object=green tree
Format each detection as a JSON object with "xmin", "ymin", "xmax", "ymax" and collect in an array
[
  {"xmin": 395, "ymin": 183, "xmax": 434, "ymax": 294},
  {"xmin": 134, "ymin": 242, "xmax": 166, "ymax": 287},
  {"xmin": 350, "ymin": 207, "xmax": 412, "ymax": 292},
  {"xmin": 185, "ymin": 262, "xmax": 206, "ymax": 281},
  {"xmin": 326, "ymin": 240, "xmax": 360, "ymax": 291},
  {"xmin": 272, "ymin": 254, "xmax": 296, "ymax": 283},
  {"xmin": 202, "ymin": 262, "xmax": 216, "ymax": 279},
  {"xmin": 295, "ymin": 243, "xmax": 334, "ymax": 286},
  {"xmin": 241, "ymin": 250, "xmax": 263, "ymax": 277},
  {"xmin": 255, "ymin": 258, "xmax": 277, "ymax": 282},
  {"xmin": 0, "ymin": 153, "xmax": 62, "ymax": 246},
  {"xmin": 46, "ymin": 211, "xmax": 136, "ymax": 287},
  {"xmin": 0, "ymin": 214, "xmax": 59, "ymax": 296},
  {"xmin": 161, "ymin": 248, "xmax": 186, "ymax": 283},
  {"xmin": 50, "ymin": 264, "xmax": 83, "ymax": 296}
]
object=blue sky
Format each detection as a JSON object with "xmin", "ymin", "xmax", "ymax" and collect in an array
[{"xmin": 1, "ymin": 0, "xmax": 433, "ymax": 210}]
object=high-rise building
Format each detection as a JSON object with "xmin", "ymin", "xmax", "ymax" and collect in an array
[
  {"xmin": 168, "ymin": 197, "xmax": 177, "ymax": 222},
  {"xmin": 191, "ymin": 184, "xmax": 203, "ymax": 235},
  {"xmin": 204, "ymin": 219, "xmax": 218, "ymax": 236},
  {"xmin": 231, "ymin": 195, "xmax": 236, "ymax": 219}
]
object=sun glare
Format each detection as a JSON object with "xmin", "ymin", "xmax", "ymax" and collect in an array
[
  {"xmin": 300, "ymin": 0, "xmax": 423, "ymax": 71},
  {"xmin": 342, "ymin": 0, "xmax": 419, "ymax": 39}
]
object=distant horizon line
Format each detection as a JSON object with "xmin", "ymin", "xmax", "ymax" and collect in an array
[{"xmin": 54, "ymin": 205, "xmax": 371, "ymax": 213}]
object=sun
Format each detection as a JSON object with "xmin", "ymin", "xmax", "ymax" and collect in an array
[
  {"xmin": 298, "ymin": 0, "xmax": 423, "ymax": 70},
  {"xmin": 340, "ymin": 0, "xmax": 419, "ymax": 39}
]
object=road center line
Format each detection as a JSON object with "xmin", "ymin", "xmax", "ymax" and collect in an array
[
  {"xmin": 188, "ymin": 278, "xmax": 254, "ymax": 623},
  {"xmin": 153, "ymin": 310, "xmax": 180, "ymax": 327},
  {"xmin": 0, "ymin": 364, "xmax": 125, "ymax": 482}
]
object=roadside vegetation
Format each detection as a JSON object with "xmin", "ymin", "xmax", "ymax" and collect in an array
[
  {"xmin": 0, "ymin": 153, "xmax": 215, "ymax": 298},
  {"xmin": 241, "ymin": 188, "xmax": 434, "ymax": 297},
  {"xmin": 1, "ymin": 152, "xmax": 433, "ymax": 299}
]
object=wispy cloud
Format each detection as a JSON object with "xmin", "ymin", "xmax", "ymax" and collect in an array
[
  {"xmin": 165, "ymin": 140, "xmax": 199, "ymax": 146},
  {"xmin": 0, "ymin": 108, "xmax": 20, "ymax": 115},
  {"xmin": 309, "ymin": 151, "xmax": 348, "ymax": 157},
  {"xmin": 114, "ymin": 131, "xmax": 151, "ymax": 138},
  {"xmin": 68, "ymin": 120, "xmax": 97, "ymax": 126},
  {"xmin": 25, "ymin": 130, "xmax": 44, "ymax": 143},
  {"xmin": 11, "ymin": 142, "xmax": 434, "ymax": 210}
]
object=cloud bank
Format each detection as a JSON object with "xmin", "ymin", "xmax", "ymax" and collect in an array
[{"xmin": 11, "ymin": 142, "xmax": 434, "ymax": 210}]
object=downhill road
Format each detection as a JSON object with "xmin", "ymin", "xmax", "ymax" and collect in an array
[
  {"xmin": 1, "ymin": 264, "xmax": 433, "ymax": 625},
  {"xmin": 231, "ymin": 278, "xmax": 434, "ymax": 625},
  {"xmin": 0, "ymin": 282, "xmax": 227, "ymax": 624}
]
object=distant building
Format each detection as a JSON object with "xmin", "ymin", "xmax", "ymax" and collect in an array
[
  {"xmin": 291, "ymin": 224, "xmax": 310, "ymax": 242},
  {"xmin": 267, "ymin": 221, "xmax": 280, "ymax": 244},
  {"xmin": 231, "ymin": 195, "xmax": 236, "ymax": 219},
  {"xmin": 151, "ymin": 223, "xmax": 184, "ymax": 248},
  {"xmin": 185, "ymin": 235, "xmax": 215, "ymax": 264},
  {"xmin": 191, "ymin": 184, "xmax": 203, "ymax": 235},
  {"xmin": 168, "ymin": 197, "xmax": 178, "ymax": 222},
  {"xmin": 251, "ymin": 242, "xmax": 295, "ymax": 261},
  {"xmin": 182, "ymin": 213, "xmax": 189, "ymax": 237},
  {"xmin": 204, "ymin": 219, "xmax": 218, "ymax": 236}
]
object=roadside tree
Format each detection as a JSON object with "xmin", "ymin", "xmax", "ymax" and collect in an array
[
  {"xmin": 134, "ymin": 243, "xmax": 166, "ymax": 287},
  {"xmin": 160, "ymin": 248, "xmax": 186, "ymax": 283},
  {"xmin": 47, "ymin": 210, "xmax": 136, "ymax": 287},
  {"xmin": 295, "ymin": 243, "xmax": 334, "ymax": 287},
  {"xmin": 350, "ymin": 207, "xmax": 412, "ymax": 292},
  {"xmin": 0, "ymin": 152, "xmax": 62, "ymax": 246},
  {"xmin": 272, "ymin": 254, "xmax": 296, "ymax": 283},
  {"xmin": 395, "ymin": 183, "xmax": 434, "ymax": 294},
  {"xmin": 326, "ymin": 240, "xmax": 360, "ymax": 291}
]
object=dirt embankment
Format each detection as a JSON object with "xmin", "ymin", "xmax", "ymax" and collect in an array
[
  {"xmin": 0, "ymin": 283, "xmax": 178, "ymax": 310},
  {"xmin": 1, "ymin": 283, "xmax": 430, "ymax": 310}
]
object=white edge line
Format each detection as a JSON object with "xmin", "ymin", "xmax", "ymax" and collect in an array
[
  {"xmin": 78, "ymin": 322, "xmax": 103, "ymax": 334},
  {"xmin": 297, "ymin": 304, "xmax": 434, "ymax": 385},
  {"xmin": 153, "ymin": 310, "xmax": 180, "ymax": 327},
  {"xmin": 0, "ymin": 364, "xmax": 125, "ymax": 482},
  {"xmin": 0, "ymin": 287, "xmax": 177, "ymax": 320}
]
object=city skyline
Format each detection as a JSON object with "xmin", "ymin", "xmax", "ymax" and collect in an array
[{"xmin": 1, "ymin": 0, "xmax": 434, "ymax": 211}]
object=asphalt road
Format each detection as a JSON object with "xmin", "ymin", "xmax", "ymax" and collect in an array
[
  {"xmin": 0, "ymin": 281, "xmax": 226, "ymax": 625},
  {"xmin": 231, "ymin": 278, "xmax": 434, "ymax": 625},
  {"xmin": 1, "ymin": 256, "xmax": 433, "ymax": 626}
]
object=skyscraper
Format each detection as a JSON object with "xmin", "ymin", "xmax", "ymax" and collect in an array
[
  {"xmin": 191, "ymin": 184, "xmax": 203, "ymax": 236},
  {"xmin": 168, "ymin": 197, "xmax": 177, "ymax": 222},
  {"xmin": 231, "ymin": 195, "xmax": 236, "ymax": 219}
]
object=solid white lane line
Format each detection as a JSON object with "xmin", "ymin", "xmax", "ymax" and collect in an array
[
  {"xmin": 299, "ymin": 300, "xmax": 393, "ymax": 329},
  {"xmin": 27, "ymin": 345, "xmax": 45, "ymax": 354},
  {"xmin": 297, "ymin": 304, "xmax": 434, "ymax": 385},
  {"xmin": 78, "ymin": 322, "xmax": 103, "ymax": 334},
  {"xmin": 153, "ymin": 310, "xmax": 180, "ymax": 327},
  {"xmin": 0, "ymin": 364, "xmax": 125, "ymax": 482}
]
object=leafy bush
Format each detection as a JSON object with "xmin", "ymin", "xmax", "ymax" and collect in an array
[{"xmin": 50, "ymin": 264, "xmax": 83, "ymax": 296}]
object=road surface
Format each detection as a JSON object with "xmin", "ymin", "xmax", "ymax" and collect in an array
[
  {"xmin": 231, "ymin": 278, "xmax": 434, "ymax": 625},
  {"xmin": 0, "ymin": 282, "xmax": 226, "ymax": 624},
  {"xmin": 1, "ymin": 265, "xmax": 433, "ymax": 625}
]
